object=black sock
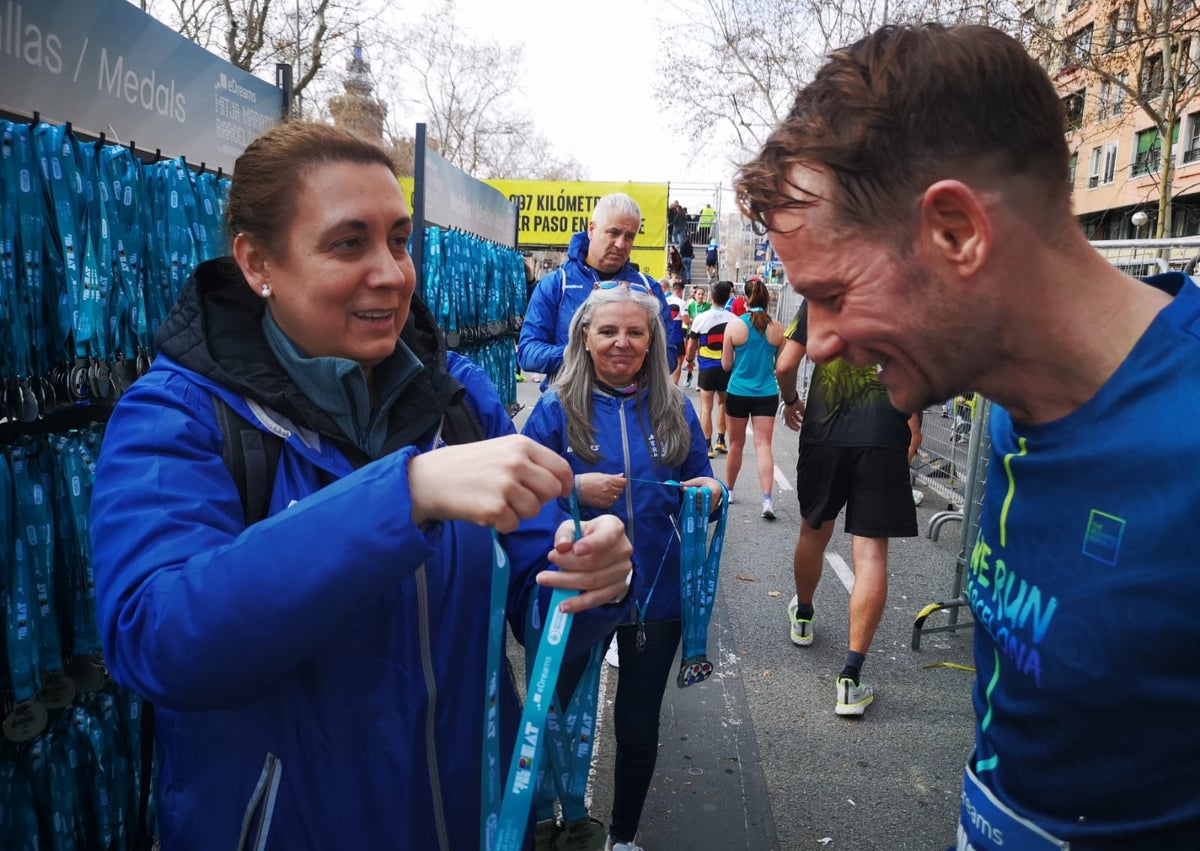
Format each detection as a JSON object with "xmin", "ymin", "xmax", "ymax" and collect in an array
[
  {"xmin": 841, "ymin": 651, "xmax": 866, "ymax": 684},
  {"xmin": 794, "ymin": 601, "xmax": 814, "ymax": 620},
  {"xmin": 718, "ymin": 433, "xmax": 726, "ymax": 443}
]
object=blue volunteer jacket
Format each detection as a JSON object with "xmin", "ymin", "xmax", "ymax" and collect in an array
[
  {"xmin": 517, "ymin": 231, "xmax": 672, "ymax": 390},
  {"xmin": 90, "ymin": 258, "xmax": 624, "ymax": 851},
  {"xmin": 521, "ymin": 387, "xmax": 713, "ymax": 623}
]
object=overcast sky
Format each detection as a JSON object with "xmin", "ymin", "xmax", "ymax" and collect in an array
[{"xmin": 452, "ymin": 0, "xmax": 735, "ymax": 189}]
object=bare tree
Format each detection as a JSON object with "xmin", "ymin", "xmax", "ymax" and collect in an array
[
  {"xmin": 144, "ymin": 0, "xmax": 363, "ymax": 115},
  {"xmin": 367, "ymin": 0, "xmax": 583, "ymax": 180},
  {"xmin": 138, "ymin": 0, "xmax": 606, "ymax": 180},
  {"xmin": 656, "ymin": 0, "xmax": 1020, "ymax": 168}
]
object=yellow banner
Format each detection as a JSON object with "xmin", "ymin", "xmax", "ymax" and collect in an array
[
  {"xmin": 398, "ymin": 178, "xmax": 670, "ymax": 280},
  {"xmin": 487, "ymin": 180, "xmax": 667, "ymax": 279}
]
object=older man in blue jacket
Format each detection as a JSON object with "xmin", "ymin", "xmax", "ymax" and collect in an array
[{"xmin": 518, "ymin": 193, "xmax": 671, "ymax": 391}]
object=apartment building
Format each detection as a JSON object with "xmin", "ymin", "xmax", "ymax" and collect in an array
[{"xmin": 1031, "ymin": 0, "xmax": 1200, "ymax": 239}]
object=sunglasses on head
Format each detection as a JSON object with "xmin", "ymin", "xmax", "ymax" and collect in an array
[{"xmin": 595, "ymin": 280, "xmax": 651, "ymax": 294}]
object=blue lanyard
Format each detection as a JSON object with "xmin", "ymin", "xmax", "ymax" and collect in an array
[
  {"xmin": 52, "ymin": 433, "xmax": 102, "ymax": 658},
  {"xmin": 678, "ymin": 484, "xmax": 728, "ymax": 688},
  {"xmin": 634, "ymin": 531, "xmax": 676, "ymax": 653},
  {"xmin": 30, "ymin": 730, "xmax": 76, "ymax": 848},
  {"xmin": 79, "ymin": 139, "xmax": 115, "ymax": 401},
  {"xmin": 12, "ymin": 442, "xmax": 64, "ymax": 678},
  {"xmin": 480, "ymin": 529, "xmax": 510, "ymax": 850},
  {"xmin": 0, "ymin": 125, "xmax": 22, "ymax": 381},
  {"xmin": 11, "ymin": 124, "xmax": 54, "ymax": 399},
  {"xmin": 162, "ymin": 158, "xmax": 198, "ymax": 306},
  {"xmin": 35, "ymin": 123, "xmax": 96, "ymax": 364},
  {"xmin": 191, "ymin": 169, "xmax": 229, "ymax": 261},
  {"xmin": 484, "ymin": 490, "xmax": 584, "ymax": 851},
  {"xmin": 0, "ymin": 123, "xmax": 39, "ymax": 418},
  {"xmin": 527, "ymin": 606, "xmax": 604, "ymax": 824},
  {"xmin": 98, "ymin": 143, "xmax": 149, "ymax": 368},
  {"xmin": 0, "ymin": 449, "xmax": 39, "ymax": 703}
]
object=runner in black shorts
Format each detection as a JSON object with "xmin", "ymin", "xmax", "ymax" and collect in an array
[
  {"xmin": 686, "ymin": 282, "xmax": 737, "ymax": 457},
  {"xmin": 725, "ymin": 392, "xmax": 778, "ymax": 419},
  {"xmin": 775, "ymin": 300, "xmax": 922, "ymax": 717},
  {"xmin": 795, "ymin": 444, "xmax": 917, "ymax": 537},
  {"xmin": 696, "ymin": 366, "xmax": 730, "ymax": 393}
]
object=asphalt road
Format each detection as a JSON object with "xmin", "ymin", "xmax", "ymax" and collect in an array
[{"xmin": 511, "ymin": 376, "xmax": 979, "ymax": 851}]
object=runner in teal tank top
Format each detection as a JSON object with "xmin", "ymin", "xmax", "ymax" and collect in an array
[{"xmin": 721, "ymin": 279, "xmax": 785, "ymax": 519}]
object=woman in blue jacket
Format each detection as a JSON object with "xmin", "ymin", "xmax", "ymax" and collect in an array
[
  {"xmin": 522, "ymin": 283, "xmax": 723, "ymax": 851},
  {"xmin": 89, "ymin": 121, "xmax": 633, "ymax": 851}
]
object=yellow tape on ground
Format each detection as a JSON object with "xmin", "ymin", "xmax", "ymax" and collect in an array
[{"xmin": 920, "ymin": 662, "xmax": 976, "ymax": 673}]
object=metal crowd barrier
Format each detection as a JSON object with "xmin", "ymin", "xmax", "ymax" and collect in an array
[
  {"xmin": 1089, "ymin": 236, "xmax": 1200, "ymax": 277},
  {"xmin": 911, "ymin": 397, "xmax": 989, "ymax": 650}
]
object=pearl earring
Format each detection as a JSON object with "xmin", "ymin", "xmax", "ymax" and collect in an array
[{"xmin": 260, "ymin": 282, "xmax": 271, "ymax": 298}]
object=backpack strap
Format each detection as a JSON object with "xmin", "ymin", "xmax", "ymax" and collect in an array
[
  {"xmin": 211, "ymin": 393, "xmax": 284, "ymax": 526},
  {"xmin": 440, "ymin": 392, "xmax": 486, "ymax": 446}
]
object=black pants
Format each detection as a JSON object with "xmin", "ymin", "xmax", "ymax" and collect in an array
[{"xmin": 608, "ymin": 619, "xmax": 683, "ymax": 843}]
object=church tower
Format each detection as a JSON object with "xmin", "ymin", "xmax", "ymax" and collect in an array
[{"xmin": 329, "ymin": 35, "xmax": 387, "ymax": 142}]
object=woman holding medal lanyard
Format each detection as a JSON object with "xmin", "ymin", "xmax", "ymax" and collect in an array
[
  {"xmin": 88, "ymin": 121, "xmax": 634, "ymax": 851},
  {"xmin": 522, "ymin": 281, "xmax": 724, "ymax": 851}
]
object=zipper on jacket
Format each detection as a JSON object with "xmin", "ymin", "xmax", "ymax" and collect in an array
[
  {"xmin": 236, "ymin": 752, "xmax": 282, "ymax": 851},
  {"xmin": 617, "ymin": 400, "xmax": 637, "ymax": 551},
  {"xmin": 415, "ymin": 563, "xmax": 451, "ymax": 851}
]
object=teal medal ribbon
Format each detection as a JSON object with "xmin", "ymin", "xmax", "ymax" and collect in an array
[
  {"xmin": 32, "ymin": 729, "xmax": 77, "ymax": 847},
  {"xmin": 98, "ymin": 143, "xmax": 149, "ymax": 388},
  {"xmin": 12, "ymin": 442, "xmax": 63, "ymax": 677},
  {"xmin": 0, "ymin": 125, "xmax": 22, "ymax": 414},
  {"xmin": 9, "ymin": 123, "xmax": 57, "ymax": 410},
  {"xmin": 192, "ymin": 170, "xmax": 231, "ymax": 260},
  {"xmin": 1, "ymin": 450, "xmax": 39, "ymax": 702},
  {"xmin": 545, "ymin": 643, "xmax": 603, "ymax": 822},
  {"xmin": 480, "ymin": 528, "xmax": 510, "ymax": 850},
  {"xmin": 79, "ymin": 145, "xmax": 114, "ymax": 401},
  {"xmin": 528, "ymin": 609, "xmax": 604, "ymax": 824},
  {"xmin": 35, "ymin": 122, "xmax": 100, "ymax": 402},
  {"xmin": 52, "ymin": 434, "xmax": 102, "ymax": 659},
  {"xmin": 161, "ymin": 158, "xmax": 199, "ymax": 305},
  {"xmin": 483, "ymin": 488, "xmax": 584, "ymax": 851},
  {"xmin": 677, "ymin": 484, "xmax": 728, "ymax": 688},
  {"xmin": 3, "ymin": 446, "xmax": 51, "ymax": 745},
  {"xmin": 1, "ymin": 123, "xmax": 40, "ymax": 420}
]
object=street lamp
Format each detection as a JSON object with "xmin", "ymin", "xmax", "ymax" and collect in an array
[{"xmin": 1131, "ymin": 210, "xmax": 1148, "ymax": 239}]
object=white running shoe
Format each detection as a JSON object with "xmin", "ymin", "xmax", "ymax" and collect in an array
[
  {"xmin": 787, "ymin": 594, "xmax": 813, "ymax": 647},
  {"xmin": 604, "ymin": 635, "xmax": 619, "ymax": 669},
  {"xmin": 835, "ymin": 677, "xmax": 874, "ymax": 716},
  {"xmin": 760, "ymin": 498, "xmax": 775, "ymax": 520},
  {"xmin": 605, "ymin": 839, "xmax": 644, "ymax": 851}
]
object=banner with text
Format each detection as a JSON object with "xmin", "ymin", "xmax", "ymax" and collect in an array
[
  {"xmin": 0, "ymin": 0, "xmax": 281, "ymax": 172},
  {"xmin": 485, "ymin": 179, "xmax": 668, "ymax": 278}
]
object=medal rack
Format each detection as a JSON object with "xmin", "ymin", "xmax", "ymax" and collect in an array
[
  {"xmin": 0, "ymin": 113, "xmax": 230, "ymax": 850},
  {"xmin": 409, "ymin": 124, "xmax": 527, "ymax": 415},
  {"xmin": 420, "ymin": 225, "xmax": 528, "ymax": 415}
]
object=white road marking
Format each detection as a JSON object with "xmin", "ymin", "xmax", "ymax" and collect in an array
[
  {"xmin": 745, "ymin": 424, "xmax": 849, "ymax": 591},
  {"xmin": 827, "ymin": 552, "xmax": 855, "ymax": 593},
  {"xmin": 743, "ymin": 421, "xmax": 795, "ymax": 492}
]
